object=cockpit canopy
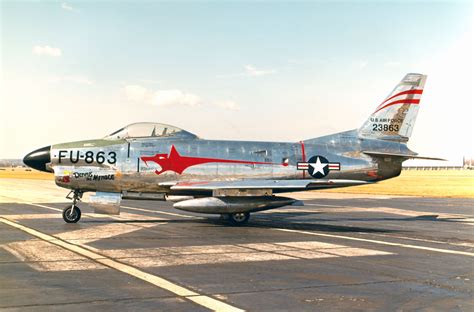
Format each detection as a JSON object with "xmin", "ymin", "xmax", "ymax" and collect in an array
[{"xmin": 104, "ymin": 122, "xmax": 197, "ymax": 140}]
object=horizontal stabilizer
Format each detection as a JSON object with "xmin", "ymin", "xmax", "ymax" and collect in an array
[{"xmin": 362, "ymin": 151, "xmax": 446, "ymax": 161}]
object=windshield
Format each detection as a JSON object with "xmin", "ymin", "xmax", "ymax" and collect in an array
[{"xmin": 104, "ymin": 122, "xmax": 197, "ymax": 140}]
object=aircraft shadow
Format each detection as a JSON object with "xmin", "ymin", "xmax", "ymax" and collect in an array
[
  {"xmin": 257, "ymin": 212, "xmax": 468, "ymax": 223},
  {"xmin": 198, "ymin": 216, "xmax": 396, "ymax": 233},
  {"xmin": 80, "ymin": 213, "xmax": 467, "ymax": 235},
  {"xmin": 83, "ymin": 219, "xmax": 200, "ymax": 224},
  {"xmin": 80, "ymin": 216, "xmax": 394, "ymax": 234},
  {"xmin": 249, "ymin": 220, "xmax": 396, "ymax": 233}
]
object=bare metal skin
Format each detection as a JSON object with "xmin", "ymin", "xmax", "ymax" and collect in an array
[{"xmin": 23, "ymin": 73, "xmax": 441, "ymax": 225}]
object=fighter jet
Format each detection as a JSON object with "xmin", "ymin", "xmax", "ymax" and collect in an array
[{"xmin": 24, "ymin": 73, "xmax": 442, "ymax": 225}]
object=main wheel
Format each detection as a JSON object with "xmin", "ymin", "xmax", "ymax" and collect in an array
[
  {"xmin": 62, "ymin": 205, "xmax": 81, "ymax": 223},
  {"xmin": 228, "ymin": 212, "xmax": 250, "ymax": 226}
]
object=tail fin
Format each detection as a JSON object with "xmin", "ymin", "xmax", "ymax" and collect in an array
[{"xmin": 359, "ymin": 73, "xmax": 427, "ymax": 142}]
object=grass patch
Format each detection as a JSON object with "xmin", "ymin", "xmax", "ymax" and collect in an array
[
  {"xmin": 0, "ymin": 168, "xmax": 53, "ymax": 180},
  {"xmin": 325, "ymin": 170, "xmax": 474, "ymax": 198}
]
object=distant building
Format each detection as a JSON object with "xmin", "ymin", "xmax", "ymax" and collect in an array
[
  {"xmin": 0, "ymin": 159, "xmax": 24, "ymax": 168},
  {"xmin": 403, "ymin": 166, "xmax": 463, "ymax": 170},
  {"xmin": 463, "ymin": 156, "xmax": 474, "ymax": 169}
]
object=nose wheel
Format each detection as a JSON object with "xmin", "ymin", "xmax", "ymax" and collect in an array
[
  {"xmin": 63, "ymin": 205, "xmax": 81, "ymax": 223},
  {"xmin": 63, "ymin": 190, "xmax": 83, "ymax": 223},
  {"xmin": 227, "ymin": 212, "xmax": 250, "ymax": 226}
]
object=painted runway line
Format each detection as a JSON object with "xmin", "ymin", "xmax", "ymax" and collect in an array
[
  {"xmin": 274, "ymin": 228, "xmax": 474, "ymax": 257},
  {"xmin": 2, "ymin": 240, "xmax": 105, "ymax": 271},
  {"xmin": 359, "ymin": 233, "xmax": 474, "ymax": 248},
  {"xmin": 0, "ymin": 217, "xmax": 243, "ymax": 312},
  {"xmin": 56, "ymin": 222, "xmax": 162, "ymax": 244}
]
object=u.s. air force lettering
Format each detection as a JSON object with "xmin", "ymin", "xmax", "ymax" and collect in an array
[{"xmin": 297, "ymin": 156, "xmax": 340, "ymax": 178}]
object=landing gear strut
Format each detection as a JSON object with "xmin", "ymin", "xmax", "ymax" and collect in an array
[
  {"xmin": 63, "ymin": 190, "xmax": 83, "ymax": 223},
  {"xmin": 227, "ymin": 212, "xmax": 250, "ymax": 226}
]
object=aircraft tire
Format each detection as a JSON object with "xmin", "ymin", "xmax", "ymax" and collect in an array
[
  {"xmin": 228, "ymin": 212, "xmax": 250, "ymax": 226},
  {"xmin": 63, "ymin": 205, "xmax": 81, "ymax": 223}
]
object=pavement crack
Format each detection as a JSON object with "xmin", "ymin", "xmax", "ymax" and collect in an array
[
  {"xmin": 209, "ymin": 278, "xmax": 419, "ymax": 297},
  {"xmin": 0, "ymin": 295, "xmax": 185, "ymax": 309}
]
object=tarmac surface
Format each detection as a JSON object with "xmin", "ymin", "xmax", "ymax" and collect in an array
[{"xmin": 0, "ymin": 179, "xmax": 473, "ymax": 311}]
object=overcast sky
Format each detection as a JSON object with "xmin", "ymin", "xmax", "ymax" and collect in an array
[{"xmin": 1, "ymin": 1, "xmax": 472, "ymax": 165}]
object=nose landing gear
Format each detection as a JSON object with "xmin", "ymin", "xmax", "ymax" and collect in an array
[{"xmin": 63, "ymin": 190, "xmax": 83, "ymax": 223}]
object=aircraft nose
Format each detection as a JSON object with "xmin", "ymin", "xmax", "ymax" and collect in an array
[{"xmin": 23, "ymin": 146, "xmax": 51, "ymax": 172}]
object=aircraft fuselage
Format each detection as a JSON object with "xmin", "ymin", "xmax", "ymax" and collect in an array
[{"xmin": 49, "ymin": 130, "xmax": 403, "ymax": 196}]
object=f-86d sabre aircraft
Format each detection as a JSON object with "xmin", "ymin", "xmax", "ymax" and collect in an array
[{"xmin": 24, "ymin": 73, "xmax": 442, "ymax": 225}]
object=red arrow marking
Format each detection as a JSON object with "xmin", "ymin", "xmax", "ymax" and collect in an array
[{"xmin": 141, "ymin": 145, "xmax": 281, "ymax": 175}]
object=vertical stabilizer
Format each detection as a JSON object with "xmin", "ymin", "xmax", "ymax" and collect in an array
[{"xmin": 359, "ymin": 73, "xmax": 427, "ymax": 142}]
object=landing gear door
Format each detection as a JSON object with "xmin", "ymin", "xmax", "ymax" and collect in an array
[{"xmin": 89, "ymin": 192, "xmax": 121, "ymax": 215}]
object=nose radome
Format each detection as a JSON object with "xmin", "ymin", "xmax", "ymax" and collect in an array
[{"xmin": 23, "ymin": 146, "xmax": 51, "ymax": 172}]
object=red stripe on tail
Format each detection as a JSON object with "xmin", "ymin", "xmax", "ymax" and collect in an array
[
  {"xmin": 374, "ymin": 99, "xmax": 420, "ymax": 113},
  {"xmin": 374, "ymin": 89, "xmax": 423, "ymax": 111}
]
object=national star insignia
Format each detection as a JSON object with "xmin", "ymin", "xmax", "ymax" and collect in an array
[
  {"xmin": 297, "ymin": 155, "xmax": 341, "ymax": 178},
  {"xmin": 309, "ymin": 157, "xmax": 328, "ymax": 175}
]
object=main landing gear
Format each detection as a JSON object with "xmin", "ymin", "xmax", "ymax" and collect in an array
[
  {"xmin": 226, "ymin": 212, "xmax": 250, "ymax": 226},
  {"xmin": 63, "ymin": 190, "xmax": 83, "ymax": 223}
]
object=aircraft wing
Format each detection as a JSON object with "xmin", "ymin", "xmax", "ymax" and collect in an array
[{"xmin": 170, "ymin": 179, "xmax": 369, "ymax": 191}]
